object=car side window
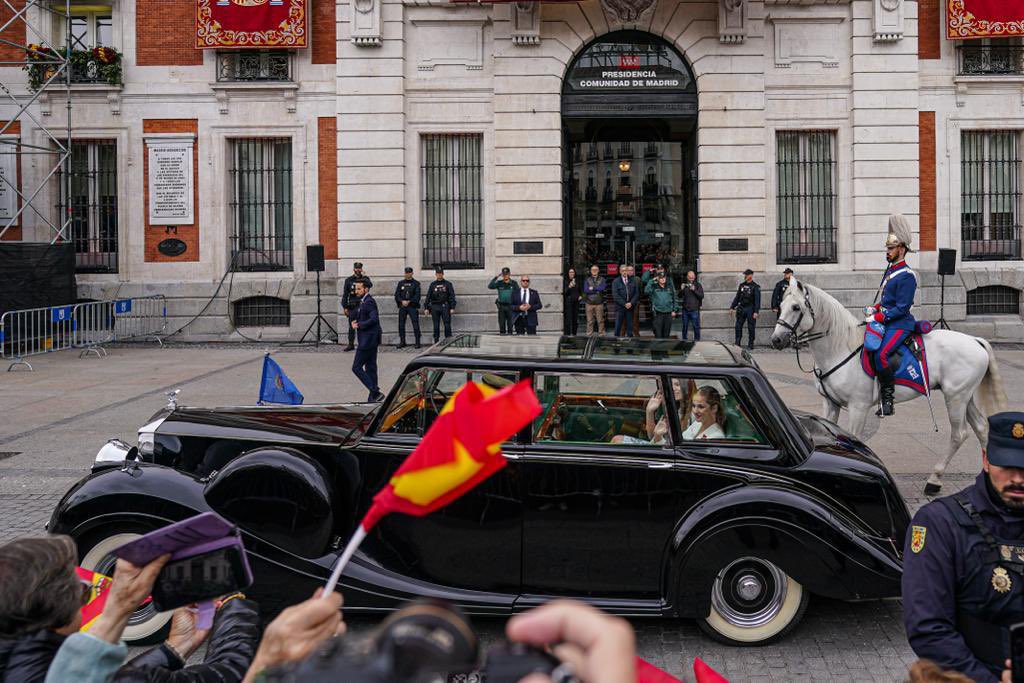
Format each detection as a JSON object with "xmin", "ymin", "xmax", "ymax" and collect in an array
[
  {"xmin": 378, "ymin": 369, "xmax": 426, "ymax": 435},
  {"xmin": 672, "ymin": 377, "xmax": 768, "ymax": 445},
  {"xmin": 420, "ymin": 368, "xmax": 519, "ymax": 434},
  {"xmin": 533, "ymin": 373, "xmax": 670, "ymax": 446}
]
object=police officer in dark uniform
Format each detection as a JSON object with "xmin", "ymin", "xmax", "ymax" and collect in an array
[
  {"xmin": 394, "ymin": 266, "xmax": 421, "ymax": 349},
  {"xmin": 770, "ymin": 268, "xmax": 794, "ymax": 317},
  {"xmin": 903, "ymin": 412, "xmax": 1024, "ymax": 683},
  {"xmin": 341, "ymin": 262, "xmax": 372, "ymax": 352},
  {"xmin": 426, "ymin": 266, "xmax": 456, "ymax": 343},
  {"xmin": 729, "ymin": 269, "xmax": 761, "ymax": 350}
]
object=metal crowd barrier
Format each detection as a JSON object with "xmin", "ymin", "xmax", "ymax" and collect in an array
[{"xmin": 0, "ymin": 295, "xmax": 168, "ymax": 371}]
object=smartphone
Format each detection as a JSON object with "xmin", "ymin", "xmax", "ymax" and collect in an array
[
  {"xmin": 151, "ymin": 538, "xmax": 253, "ymax": 611},
  {"xmin": 112, "ymin": 512, "xmax": 237, "ymax": 566},
  {"xmin": 1011, "ymin": 622, "xmax": 1024, "ymax": 683}
]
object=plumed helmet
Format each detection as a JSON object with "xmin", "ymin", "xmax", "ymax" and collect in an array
[{"xmin": 885, "ymin": 214, "xmax": 913, "ymax": 251}]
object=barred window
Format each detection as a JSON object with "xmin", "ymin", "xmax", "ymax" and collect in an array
[
  {"xmin": 958, "ymin": 38, "xmax": 1024, "ymax": 76},
  {"xmin": 776, "ymin": 130, "xmax": 837, "ymax": 264},
  {"xmin": 233, "ymin": 296, "xmax": 291, "ymax": 327},
  {"xmin": 56, "ymin": 140, "xmax": 118, "ymax": 273},
  {"xmin": 961, "ymin": 131, "xmax": 1022, "ymax": 260},
  {"xmin": 229, "ymin": 138, "xmax": 293, "ymax": 272},
  {"xmin": 967, "ymin": 285, "xmax": 1021, "ymax": 315},
  {"xmin": 421, "ymin": 134, "xmax": 483, "ymax": 270}
]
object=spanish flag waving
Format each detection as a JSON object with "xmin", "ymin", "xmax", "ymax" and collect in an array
[{"xmin": 323, "ymin": 378, "xmax": 541, "ymax": 595}]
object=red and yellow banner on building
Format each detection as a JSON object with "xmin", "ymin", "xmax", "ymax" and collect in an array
[
  {"xmin": 948, "ymin": 0, "xmax": 1024, "ymax": 39},
  {"xmin": 196, "ymin": 0, "xmax": 307, "ymax": 49}
]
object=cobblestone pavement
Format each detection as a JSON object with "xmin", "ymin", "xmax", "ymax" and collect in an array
[{"xmin": 0, "ymin": 342, "xmax": 1018, "ymax": 682}]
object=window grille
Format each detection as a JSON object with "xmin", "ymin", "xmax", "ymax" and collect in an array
[
  {"xmin": 967, "ymin": 285, "xmax": 1021, "ymax": 315},
  {"xmin": 229, "ymin": 138, "xmax": 293, "ymax": 272},
  {"xmin": 958, "ymin": 39, "xmax": 1024, "ymax": 76},
  {"xmin": 776, "ymin": 130, "xmax": 838, "ymax": 264},
  {"xmin": 961, "ymin": 130, "xmax": 1022, "ymax": 260},
  {"xmin": 56, "ymin": 140, "xmax": 118, "ymax": 273},
  {"xmin": 217, "ymin": 51, "xmax": 292, "ymax": 82},
  {"xmin": 232, "ymin": 296, "xmax": 291, "ymax": 327},
  {"xmin": 421, "ymin": 134, "xmax": 483, "ymax": 270}
]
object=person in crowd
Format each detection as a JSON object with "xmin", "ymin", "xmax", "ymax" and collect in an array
[
  {"xmin": 488, "ymin": 267, "xmax": 516, "ymax": 336},
  {"xmin": 394, "ymin": 267, "xmax": 421, "ymax": 350},
  {"xmin": 902, "ymin": 412, "xmax": 1024, "ymax": 683},
  {"xmin": 771, "ymin": 267, "xmax": 794, "ymax": 317},
  {"xmin": 241, "ymin": 591, "xmax": 344, "ymax": 683},
  {"xmin": 641, "ymin": 263, "xmax": 674, "ymax": 292},
  {"xmin": 730, "ymin": 268, "xmax": 761, "ymax": 350},
  {"xmin": 628, "ymin": 265, "xmax": 641, "ymax": 336},
  {"xmin": 582, "ymin": 264, "xmax": 606, "ymax": 335},
  {"xmin": 564, "ymin": 267, "xmax": 581, "ymax": 336},
  {"xmin": 682, "ymin": 385, "xmax": 727, "ymax": 441},
  {"xmin": 426, "ymin": 267, "xmax": 456, "ymax": 344},
  {"xmin": 645, "ymin": 270, "xmax": 677, "ymax": 339},
  {"xmin": 511, "ymin": 275, "xmax": 543, "ymax": 336},
  {"xmin": 611, "ymin": 263, "xmax": 638, "ymax": 338},
  {"xmin": 350, "ymin": 281, "xmax": 384, "ymax": 402},
  {"xmin": 341, "ymin": 263, "xmax": 372, "ymax": 352},
  {"xmin": 680, "ymin": 270, "xmax": 704, "ymax": 341}
]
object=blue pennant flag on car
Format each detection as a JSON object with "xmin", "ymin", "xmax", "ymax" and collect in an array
[{"xmin": 259, "ymin": 354, "xmax": 304, "ymax": 405}]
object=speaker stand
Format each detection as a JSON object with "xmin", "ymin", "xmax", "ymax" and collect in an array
[
  {"xmin": 935, "ymin": 273, "xmax": 951, "ymax": 330},
  {"xmin": 296, "ymin": 270, "xmax": 338, "ymax": 347}
]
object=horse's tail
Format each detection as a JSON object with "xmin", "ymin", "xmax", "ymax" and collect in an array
[{"xmin": 974, "ymin": 337, "xmax": 1008, "ymax": 416}]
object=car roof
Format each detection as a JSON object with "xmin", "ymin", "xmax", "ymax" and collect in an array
[{"xmin": 424, "ymin": 334, "xmax": 750, "ymax": 367}]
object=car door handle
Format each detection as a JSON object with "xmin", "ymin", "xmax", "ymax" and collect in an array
[
  {"xmin": 503, "ymin": 453, "xmax": 522, "ymax": 460},
  {"xmin": 648, "ymin": 462, "xmax": 672, "ymax": 469}
]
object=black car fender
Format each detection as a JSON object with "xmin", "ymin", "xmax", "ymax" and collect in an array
[{"xmin": 663, "ymin": 484, "xmax": 903, "ymax": 618}]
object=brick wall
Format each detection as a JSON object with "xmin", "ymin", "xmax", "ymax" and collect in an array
[
  {"xmin": 318, "ymin": 117, "xmax": 338, "ymax": 259},
  {"xmin": 0, "ymin": 120, "xmax": 21, "ymax": 241},
  {"xmin": 137, "ymin": 0, "xmax": 203, "ymax": 67},
  {"xmin": 143, "ymin": 119, "xmax": 200, "ymax": 262},
  {"xmin": 919, "ymin": 112, "xmax": 936, "ymax": 252},
  {"xmin": 0, "ymin": 1, "xmax": 25, "ymax": 63},
  {"xmin": 919, "ymin": 0, "xmax": 940, "ymax": 60},
  {"xmin": 312, "ymin": 0, "xmax": 335, "ymax": 65}
]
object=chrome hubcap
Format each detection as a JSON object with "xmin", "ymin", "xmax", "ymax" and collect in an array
[{"xmin": 711, "ymin": 557, "xmax": 788, "ymax": 629}]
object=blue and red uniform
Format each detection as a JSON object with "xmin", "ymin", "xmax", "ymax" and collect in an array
[{"xmin": 870, "ymin": 260, "xmax": 917, "ymax": 378}]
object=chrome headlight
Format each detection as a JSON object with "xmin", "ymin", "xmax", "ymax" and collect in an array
[
  {"xmin": 93, "ymin": 439, "xmax": 137, "ymax": 469},
  {"xmin": 138, "ymin": 432, "xmax": 155, "ymax": 457}
]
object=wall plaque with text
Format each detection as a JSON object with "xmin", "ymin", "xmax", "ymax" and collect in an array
[
  {"xmin": 719, "ymin": 238, "xmax": 749, "ymax": 252},
  {"xmin": 513, "ymin": 241, "xmax": 544, "ymax": 255},
  {"xmin": 147, "ymin": 137, "xmax": 194, "ymax": 225}
]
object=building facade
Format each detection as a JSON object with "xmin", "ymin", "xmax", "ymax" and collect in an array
[{"xmin": 1, "ymin": 0, "xmax": 1022, "ymax": 341}]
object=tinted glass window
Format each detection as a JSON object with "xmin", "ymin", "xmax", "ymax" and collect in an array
[
  {"xmin": 533, "ymin": 373, "xmax": 670, "ymax": 446},
  {"xmin": 671, "ymin": 377, "xmax": 768, "ymax": 445},
  {"xmin": 379, "ymin": 369, "xmax": 425, "ymax": 436}
]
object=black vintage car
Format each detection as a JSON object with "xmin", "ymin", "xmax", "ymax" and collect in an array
[{"xmin": 50, "ymin": 335, "xmax": 909, "ymax": 646}]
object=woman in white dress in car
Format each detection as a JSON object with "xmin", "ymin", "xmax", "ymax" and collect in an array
[{"xmin": 612, "ymin": 383, "xmax": 726, "ymax": 444}]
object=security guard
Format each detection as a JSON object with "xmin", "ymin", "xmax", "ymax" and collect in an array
[
  {"xmin": 903, "ymin": 412, "xmax": 1024, "ymax": 683},
  {"xmin": 394, "ymin": 267, "xmax": 421, "ymax": 349},
  {"xmin": 488, "ymin": 267, "xmax": 515, "ymax": 335},
  {"xmin": 770, "ymin": 268, "xmax": 794, "ymax": 316},
  {"xmin": 427, "ymin": 266, "xmax": 456, "ymax": 343},
  {"xmin": 341, "ymin": 262, "xmax": 372, "ymax": 352},
  {"xmin": 729, "ymin": 269, "xmax": 761, "ymax": 350}
]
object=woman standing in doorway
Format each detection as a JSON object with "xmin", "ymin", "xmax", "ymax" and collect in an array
[{"xmin": 563, "ymin": 267, "xmax": 581, "ymax": 335}]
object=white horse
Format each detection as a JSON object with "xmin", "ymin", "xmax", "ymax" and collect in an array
[{"xmin": 770, "ymin": 279, "xmax": 1007, "ymax": 494}]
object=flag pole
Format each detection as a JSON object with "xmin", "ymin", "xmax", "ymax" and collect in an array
[{"xmin": 322, "ymin": 525, "xmax": 366, "ymax": 597}]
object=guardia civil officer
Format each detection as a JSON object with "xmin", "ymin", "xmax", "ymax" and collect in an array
[
  {"xmin": 341, "ymin": 262, "xmax": 372, "ymax": 352},
  {"xmin": 729, "ymin": 269, "xmax": 761, "ymax": 350},
  {"xmin": 394, "ymin": 267, "xmax": 421, "ymax": 349},
  {"xmin": 770, "ymin": 268, "xmax": 794, "ymax": 316},
  {"xmin": 488, "ymin": 267, "xmax": 515, "ymax": 335},
  {"xmin": 427, "ymin": 266, "xmax": 456, "ymax": 343},
  {"xmin": 903, "ymin": 412, "xmax": 1024, "ymax": 683}
]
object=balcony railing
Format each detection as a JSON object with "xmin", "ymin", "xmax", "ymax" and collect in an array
[
  {"xmin": 958, "ymin": 44, "xmax": 1024, "ymax": 76},
  {"xmin": 217, "ymin": 51, "xmax": 293, "ymax": 82}
]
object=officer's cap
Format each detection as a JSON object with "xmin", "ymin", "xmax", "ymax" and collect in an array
[
  {"xmin": 354, "ymin": 262, "xmax": 363, "ymax": 269},
  {"xmin": 404, "ymin": 266, "xmax": 413, "ymax": 273},
  {"xmin": 987, "ymin": 412, "xmax": 1024, "ymax": 467},
  {"xmin": 743, "ymin": 269, "xmax": 754, "ymax": 276},
  {"xmin": 501, "ymin": 267, "xmax": 511, "ymax": 275},
  {"xmin": 434, "ymin": 266, "xmax": 444, "ymax": 274},
  {"xmin": 783, "ymin": 268, "xmax": 794, "ymax": 274}
]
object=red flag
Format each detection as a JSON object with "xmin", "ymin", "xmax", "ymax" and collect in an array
[
  {"xmin": 76, "ymin": 567, "xmax": 112, "ymax": 632},
  {"xmin": 360, "ymin": 379, "xmax": 541, "ymax": 531},
  {"xmin": 637, "ymin": 657, "xmax": 683, "ymax": 683},
  {"xmin": 196, "ymin": 0, "xmax": 307, "ymax": 49},
  {"xmin": 694, "ymin": 657, "xmax": 729, "ymax": 683}
]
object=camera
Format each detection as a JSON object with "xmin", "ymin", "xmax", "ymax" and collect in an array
[{"xmin": 262, "ymin": 599, "xmax": 578, "ymax": 683}]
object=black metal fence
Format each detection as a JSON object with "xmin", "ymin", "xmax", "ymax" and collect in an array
[
  {"xmin": 421, "ymin": 134, "xmax": 483, "ymax": 270},
  {"xmin": 776, "ymin": 130, "xmax": 838, "ymax": 264},
  {"xmin": 56, "ymin": 141, "xmax": 118, "ymax": 273},
  {"xmin": 961, "ymin": 130, "xmax": 1022, "ymax": 260},
  {"xmin": 217, "ymin": 51, "xmax": 292, "ymax": 82},
  {"xmin": 958, "ymin": 43, "xmax": 1024, "ymax": 76},
  {"xmin": 229, "ymin": 138, "xmax": 294, "ymax": 271},
  {"xmin": 967, "ymin": 285, "xmax": 1021, "ymax": 315},
  {"xmin": 232, "ymin": 296, "xmax": 291, "ymax": 327}
]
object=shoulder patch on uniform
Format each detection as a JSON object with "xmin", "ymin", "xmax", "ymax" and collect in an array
[{"xmin": 911, "ymin": 525, "xmax": 927, "ymax": 553}]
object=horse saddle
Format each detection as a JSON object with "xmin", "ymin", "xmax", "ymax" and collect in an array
[{"xmin": 860, "ymin": 321, "xmax": 932, "ymax": 395}]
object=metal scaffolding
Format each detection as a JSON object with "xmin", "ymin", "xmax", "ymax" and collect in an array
[{"xmin": 0, "ymin": 0, "xmax": 72, "ymax": 244}]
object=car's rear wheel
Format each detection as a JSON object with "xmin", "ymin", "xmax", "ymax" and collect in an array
[
  {"xmin": 698, "ymin": 556, "xmax": 808, "ymax": 646},
  {"xmin": 79, "ymin": 530, "xmax": 173, "ymax": 645}
]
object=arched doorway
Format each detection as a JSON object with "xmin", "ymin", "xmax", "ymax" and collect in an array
[{"xmin": 562, "ymin": 31, "xmax": 698, "ymax": 282}]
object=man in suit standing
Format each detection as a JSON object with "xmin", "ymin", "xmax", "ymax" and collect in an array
[
  {"xmin": 350, "ymin": 281, "xmax": 384, "ymax": 401},
  {"xmin": 511, "ymin": 275, "xmax": 543, "ymax": 335},
  {"xmin": 394, "ymin": 266, "xmax": 421, "ymax": 349},
  {"xmin": 612, "ymin": 263, "xmax": 638, "ymax": 337},
  {"xmin": 341, "ymin": 262, "xmax": 372, "ymax": 352}
]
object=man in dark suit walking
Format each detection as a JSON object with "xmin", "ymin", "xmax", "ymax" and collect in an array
[
  {"xmin": 511, "ymin": 275, "xmax": 543, "ymax": 335},
  {"xmin": 351, "ymin": 281, "xmax": 384, "ymax": 401},
  {"xmin": 612, "ymin": 264, "xmax": 638, "ymax": 337}
]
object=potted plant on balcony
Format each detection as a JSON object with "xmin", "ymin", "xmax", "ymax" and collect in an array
[{"xmin": 24, "ymin": 44, "xmax": 123, "ymax": 92}]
